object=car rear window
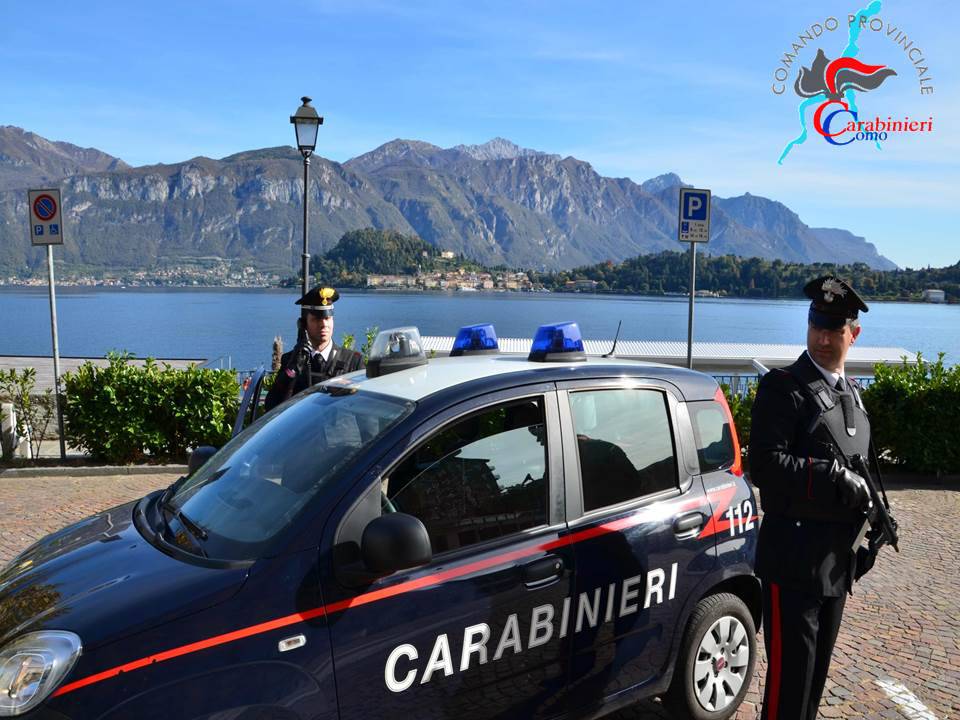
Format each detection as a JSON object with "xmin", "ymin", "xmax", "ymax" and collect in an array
[
  {"xmin": 569, "ymin": 388, "xmax": 677, "ymax": 511},
  {"xmin": 688, "ymin": 400, "xmax": 736, "ymax": 473}
]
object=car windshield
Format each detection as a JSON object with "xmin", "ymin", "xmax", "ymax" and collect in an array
[{"xmin": 166, "ymin": 388, "xmax": 413, "ymax": 560}]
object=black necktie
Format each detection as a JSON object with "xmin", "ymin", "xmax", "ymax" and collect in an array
[{"xmin": 835, "ymin": 376, "xmax": 846, "ymax": 392}]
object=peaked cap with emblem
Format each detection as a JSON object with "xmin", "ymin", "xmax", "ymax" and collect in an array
[
  {"xmin": 296, "ymin": 286, "xmax": 339, "ymax": 317},
  {"xmin": 803, "ymin": 275, "xmax": 868, "ymax": 330}
]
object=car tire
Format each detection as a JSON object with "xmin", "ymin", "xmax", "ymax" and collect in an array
[{"xmin": 664, "ymin": 592, "xmax": 757, "ymax": 720}]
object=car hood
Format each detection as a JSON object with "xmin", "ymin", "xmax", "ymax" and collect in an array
[{"xmin": 0, "ymin": 499, "xmax": 248, "ymax": 650}]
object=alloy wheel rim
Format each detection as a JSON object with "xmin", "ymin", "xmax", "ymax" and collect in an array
[{"xmin": 692, "ymin": 615, "xmax": 750, "ymax": 711}]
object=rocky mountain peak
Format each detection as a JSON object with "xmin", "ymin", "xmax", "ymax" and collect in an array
[
  {"xmin": 640, "ymin": 173, "xmax": 685, "ymax": 194},
  {"xmin": 451, "ymin": 137, "xmax": 551, "ymax": 161},
  {"xmin": 0, "ymin": 125, "xmax": 129, "ymax": 191},
  {"xmin": 0, "ymin": 128, "xmax": 899, "ymax": 275},
  {"xmin": 345, "ymin": 139, "xmax": 444, "ymax": 173}
]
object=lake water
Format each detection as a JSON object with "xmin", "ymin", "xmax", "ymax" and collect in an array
[{"xmin": 1, "ymin": 288, "xmax": 957, "ymax": 370}]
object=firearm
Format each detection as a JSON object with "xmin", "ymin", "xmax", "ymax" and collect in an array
[
  {"xmin": 277, "ymin": 314, "xmax": 314, "ymax": 403},
  {"xmin": 851, "ymin": 453, "xmax": 899, "ymax": 553}
]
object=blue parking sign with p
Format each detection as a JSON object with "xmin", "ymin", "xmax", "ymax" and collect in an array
[
  {"xmin": 682, "ymin": 191, "xmax": 709, "ymax": 221},
  {"xmin": 677, "ymin": 187, "xmax": 710, "ymax": 243}
]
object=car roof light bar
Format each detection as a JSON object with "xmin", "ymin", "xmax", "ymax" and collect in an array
[
  {"xmin": 450, "ymin": 323, "xmax": 500, "ymax": 356},
  {"xmin": 528, "ymin": 321, "xmax": 587, "ymax": 363}
]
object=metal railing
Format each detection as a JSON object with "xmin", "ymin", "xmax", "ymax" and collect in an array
[
  {"xmin": 201, "ymin": 355, "xmax": 233, "ymax": 370},
  {"xmin": 227, "ymin": 368, "xmax": 873, "ymax": 398},
  {"xmin": 714, "ymin": 373, "xmax": 874, "ymax": 397}
]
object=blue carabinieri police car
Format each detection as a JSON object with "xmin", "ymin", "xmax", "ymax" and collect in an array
[{"xmin": 0, "ymin": 322, "xmax": 759, "ymax": 720}]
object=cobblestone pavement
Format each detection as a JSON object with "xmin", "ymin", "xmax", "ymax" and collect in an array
[
  {"xmin": 1, "ymin": 478, "xmax": 957, "ymax": 719},
  {"xmin": 614, "ymin": 485, "xmax": 960, "ymax": 720},
  {"xmin": 0, "ymin": 474, "xmax": 171, "ymax": 565}
]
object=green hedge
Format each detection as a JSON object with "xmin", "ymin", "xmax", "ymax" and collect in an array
[
  {"xmin": 54, "ymin": 350, "xmax": 957, "ymax": 472},
  {"xmin": 862, "ymin": 353, "xmax": 960, "ymax": 474},
  {"xmin": 63, "ymin": 353, "xmax": 239, "ymax": 464},
  {"xmin": 721, "ymin": 383, "xmax": 756, "ymax": 453},
  {"xmin": 722, "ymin": 353, "xmax": 959, "ymax": 475}
]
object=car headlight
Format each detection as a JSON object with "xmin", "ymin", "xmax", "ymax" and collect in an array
[{"xmin": 0, "ymin": 631, "xmax": 82, "ymax": 716}]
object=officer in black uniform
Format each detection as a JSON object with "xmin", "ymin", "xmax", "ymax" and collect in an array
[
  {"xmin": 264, "ymin": 287, "xmax": 364, "ymax": 412},
  {"xmin": 751, "ymin": 276, "xmax": 877, "ymax": 720}
]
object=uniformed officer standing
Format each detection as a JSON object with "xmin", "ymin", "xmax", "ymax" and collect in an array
[
  {"xmin": 750, "ymin": 276, "xmax": 878, "ymax": 720},
  {"xmin": 264, "ymin": 287, "xmax": 364, "ymax": 412}
]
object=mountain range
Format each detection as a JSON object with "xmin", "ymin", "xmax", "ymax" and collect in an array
[{"xmin": 0, "ymin": 126, "xmax": 897, "ymax": 275}]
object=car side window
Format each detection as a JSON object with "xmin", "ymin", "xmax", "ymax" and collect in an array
[
  {"xmin": 688, "ymin": 400, "xmax": 736, "ymax": 473},
  {"xmin": 385, "ymin": 398, "xmax": 549, "ymax": 554},
  {"xmin": 569, "ymin": 388, "xmax": 677, "ymax": 512}
]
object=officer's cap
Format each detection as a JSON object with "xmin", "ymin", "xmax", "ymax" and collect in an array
[
  {"xmin": 803, "ymin": 276, "xmax": 868, "ymax": 330},
  {"xmin": 296, "ymin": 286, "xmax": 339, "ymax": 317}
]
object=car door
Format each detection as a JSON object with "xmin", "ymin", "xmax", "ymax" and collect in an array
[
  {"xmin": 557, "ymin": 379, "xmax": 719, "ymax": 708},
  {"xmin": 322, "ymin": 385, "xmax": 575, "ymax": 720}
]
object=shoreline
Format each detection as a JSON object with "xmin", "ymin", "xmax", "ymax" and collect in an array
[{"xmin": 0, "ymin": 284, "xmax": 954, "ymax": 306}]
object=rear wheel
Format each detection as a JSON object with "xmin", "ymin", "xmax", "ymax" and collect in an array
[{"xmin": 665, "ymin": 592, "xmax": 756, "ymax": 720}]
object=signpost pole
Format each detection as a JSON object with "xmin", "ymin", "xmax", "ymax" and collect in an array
[
  {"xmin": 30, "ymin": 188, "xmax": 67, "ymax": 460},
  {"xmin": 686, "ymin": 242, "xmax": 696, "ymax": 369},
  {"xmin": 677, "ymin": 187, "xmax": 711, "ymax": 371},
  {"xmin": 46, "ymin": 245, "xmax": 66, "ymax": 460}
]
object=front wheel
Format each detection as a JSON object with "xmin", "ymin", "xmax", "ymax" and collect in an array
[{"xmin": 665, "ymin": 592, "xmax": 757, "ymax": 720}]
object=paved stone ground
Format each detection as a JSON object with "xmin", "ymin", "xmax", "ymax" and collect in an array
[
  {"xmin": 0, "ymin": 474, "xmax": 171, "ymax": 564},
  {"xmin": 1, "ymin": 478, "xmax": 957, "ymax": 719},
  {"xmin": 615, "ymin": 485, "xmax": 960, "ymax": 720}
]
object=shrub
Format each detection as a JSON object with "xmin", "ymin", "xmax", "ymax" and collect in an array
[
  {"xmin": 721, "ymin": 355, "xmax": 959, "ymax": 475},
  {"xmin": 63, "ymin": 353, "xmax": 239, "ymax": 464},
  {"xmin": 863, "ymin": 353, "xmax": 960, "ymax": 474},
  {"xmin": 340, "ymin": 326, "xmax": 379, "ymax": 362},
  {"xmin": 722, "ymin": 382, "xmax": 756, "ymax": 452},
  {"xmin": 0, "ymin": 368, "xmax": 56, "ymax": 460}
]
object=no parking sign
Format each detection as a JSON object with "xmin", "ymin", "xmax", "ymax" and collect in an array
[
  {"xmin": 29, "ymin": 188, "xmax": 64, "ymax": 245},
  {"xmin": 27, "ymin": 187, "xmax": 68, "ymax": 458}
]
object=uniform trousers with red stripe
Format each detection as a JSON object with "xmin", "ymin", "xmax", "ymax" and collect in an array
[{"xmin": 760, "ymin": 581, "xmax": 847, "ymax": 720}]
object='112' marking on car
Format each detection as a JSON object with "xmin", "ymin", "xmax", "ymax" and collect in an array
[{"xmin": 725, "ymin": 501, "xmax": 757, "ymax": 537}]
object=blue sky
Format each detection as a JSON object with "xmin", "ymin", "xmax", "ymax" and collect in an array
[{"xmin": 2, "ymin": 0, "xmax": 956, "ymax": 268}]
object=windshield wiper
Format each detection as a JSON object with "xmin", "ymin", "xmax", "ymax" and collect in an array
[
  {"xmin": 158, "ymin": 494, "xmax": 209, "ymax": 554},
  {"xmin": 176, "ymin": 509, "xmax": 209, "ymax": 541},
  {"xmin": 156, "ymin": 467, "xmax": 232, "ymax": 554}
]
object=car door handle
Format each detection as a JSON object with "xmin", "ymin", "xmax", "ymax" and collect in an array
[
  {"xmin": 522, "ymin": 555, "xmax": 564, "ymax": 587},
  {"xmin": 674, "ymin": 511, "xmax": 705, "ymax": 535}
]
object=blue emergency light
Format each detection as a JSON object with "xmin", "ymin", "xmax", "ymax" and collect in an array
[
  {"xmin": 450, "ymin": 323, "xmax": 499, "ymax": 356},
  {"xmin": 528, "ymin": 321, "xmax": 586, "ymax": 363}
]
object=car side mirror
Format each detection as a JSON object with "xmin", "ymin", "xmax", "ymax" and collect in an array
[
  {"xmin": 337, "ymin": 512, "xmax": 432, "ymax": 586},
  {"xmin": 187, "ymin": 446, "xmax": 217, "ymax": 476},
  {"xmin": 362, "ymin": 513, "xmax": 432, "ymax": 575}
]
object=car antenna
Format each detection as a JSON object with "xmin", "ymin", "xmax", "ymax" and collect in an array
[{"xmin": 603, "ymin": 320, "xmax": 622, "ymax": 358}]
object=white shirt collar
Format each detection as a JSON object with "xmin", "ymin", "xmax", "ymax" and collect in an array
[
  {"xmin": 805, "ymin": 350, "xmax": 844, "ymax": 387},
  {"xmin": 313, "ymin": 342, "xmax": 333, "ymax": 362}
]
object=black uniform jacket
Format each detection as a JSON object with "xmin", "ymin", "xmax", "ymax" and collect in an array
[
  {"xmin": 264, "ymin": 342, "xmax": 364, "ymax": 412},
  {"xmin": 749, "ymin": 352, "xmax": 869, "ymax": 596}
]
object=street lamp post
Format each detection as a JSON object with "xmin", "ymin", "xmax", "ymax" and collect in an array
[{"xmin": 290, "ymin": 97, "xmax": 323, "ymax": 297}]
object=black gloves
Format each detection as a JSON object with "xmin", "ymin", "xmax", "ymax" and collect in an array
[{"xmin": 833, "ymin": 463, "xmax": 871, "ymax": 511}]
